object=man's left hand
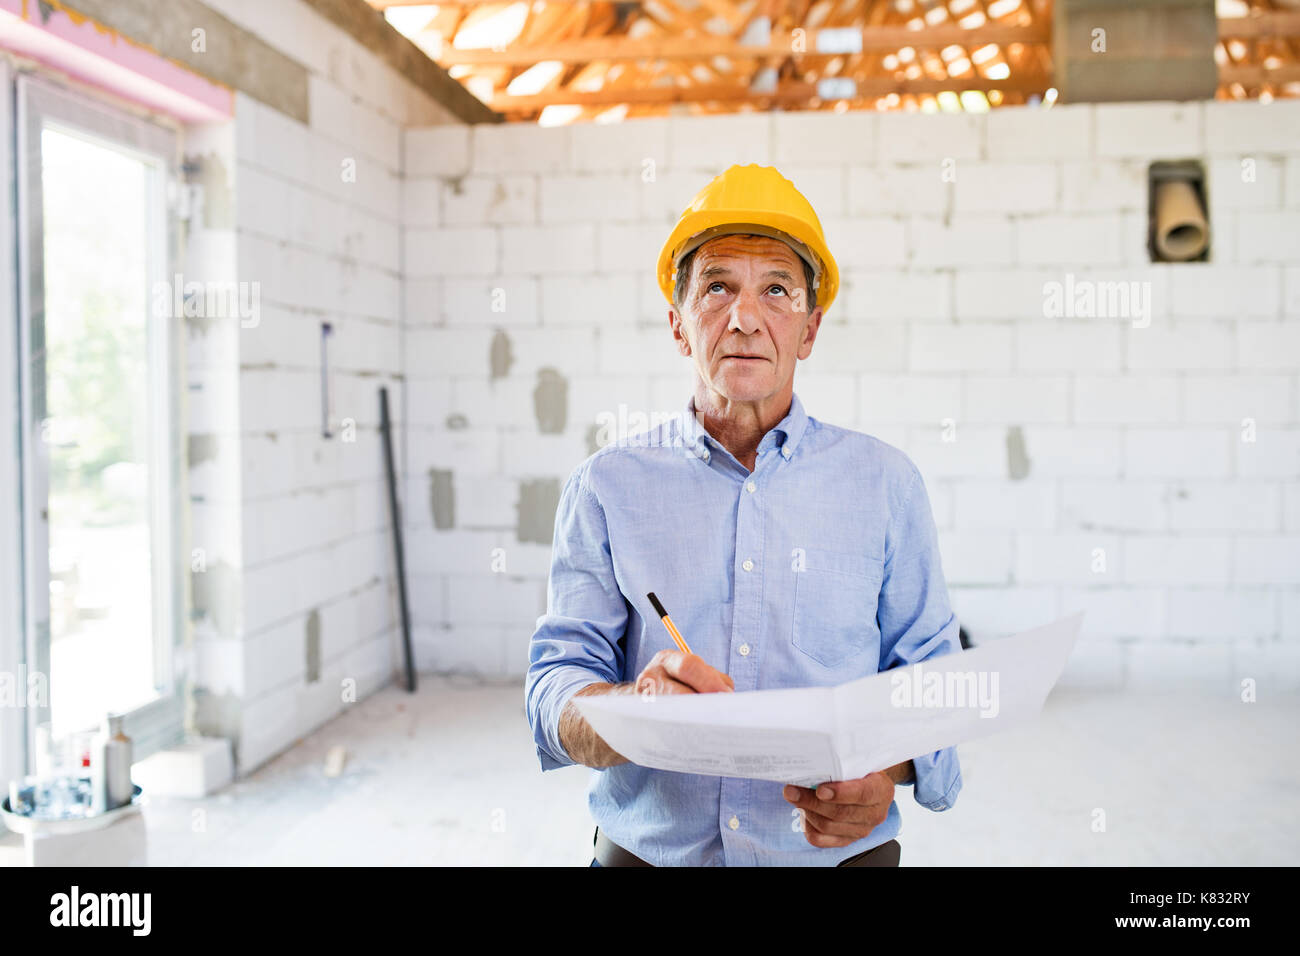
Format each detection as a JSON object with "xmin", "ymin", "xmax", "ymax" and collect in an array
[{"xmin": 782, "ymin": 762, "xmax": 909, "ymax": 848}]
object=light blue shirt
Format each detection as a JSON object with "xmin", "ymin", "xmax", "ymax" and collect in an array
[{"xmin": 525, "ymin": 390, "xmax": 963, "ymax": 866}]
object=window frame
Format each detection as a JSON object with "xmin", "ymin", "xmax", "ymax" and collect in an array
[{"xmin": 14, "ymin": 72, "xmax": 185, "ymax": 766}]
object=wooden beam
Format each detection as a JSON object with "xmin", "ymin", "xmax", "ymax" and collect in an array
[
  {"xmin": 372, "ymin": 0, "xmax": 637, "ymax": 5},
  {"xmin": 640, "ymin": 0, "xmax": 732, "ymax": 83},
  {"xmin": 371, "ymin": 0, "xmax": 1300, "ymax": 34},
  {"xmin": 691, "ymin": 0, "xmax": 748, "ymax": 34},
  {"xmin": 1220, "ymin": 63, "xmax": 1300, "ymax": 85},
  {"xmin": 490, "ymin": 71, "xmax": 1054, "ymax": 109},
  {"xmin": 438, "ymin": 22, "xmax": 1052, "ymax": 65},
  {"xmin": 1260, "ymin": 0, "xmax": 1300, "ymax": 96},
  {"xmin": 1217, "ymin": 12, "xmax": 1300, "ymax": 39},
  {"xmin": 300, "ymin": 0, "xmax": 500, "ymax": 122}
]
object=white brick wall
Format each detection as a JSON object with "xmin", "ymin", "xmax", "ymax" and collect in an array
[
  {"xmin": 953, "ymin": 163, "xmax": 1058, "ymax": 214},
  {"xmin": 1062, "ymin": 160, "xmax": 1147, "ymax": 212},
  {"xmin": 183, "ymin": 0, "xmax": 462, "ymax": 775},
  {"xmin": 848, "ymin": 165, "xmax": 946, "ymax": 216},
  {"xmin": 394, "ymin": 98, "xmax": 1300, "ymax": 699},
  {"xmin": 909, "ymin": 217, "xmax": 1015, "ymax": 267},
  {"xmin": 987, "ymin": 103, "xmax": 1091, "ymax": 161},
  {"xmin": 877, "ymin": 112, "xmax": 983, "ymax": 162},
  {"xmin": 1095, "ymin": 102, "xmax": 1203, "ymax": 158}
]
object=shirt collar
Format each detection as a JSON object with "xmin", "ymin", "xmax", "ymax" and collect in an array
[{"xmin": 681, "ymin": 391, "xmax": 810, "ymax": 464}]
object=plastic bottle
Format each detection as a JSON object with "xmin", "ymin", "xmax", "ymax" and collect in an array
[
  {"xmin": 91, "ymin": 714, "xmax": 133, "ymax": 813},
  {"xmin": 105, "ymin": 714, "xmax": 133, "ymax": 809}
]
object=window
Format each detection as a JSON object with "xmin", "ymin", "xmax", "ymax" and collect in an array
[{"xmin": 14, "ymin": 75, "xmax": 184, "ymax": 765}]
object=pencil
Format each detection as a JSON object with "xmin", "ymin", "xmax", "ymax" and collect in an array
[{"xmin": 646, "ymin": 592, "xmax": 693, "ymax": 655}]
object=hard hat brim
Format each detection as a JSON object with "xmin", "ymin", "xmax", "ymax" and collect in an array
[
  {"xmin": 657, "ymin": 208, "xmax": 838, "ymax": 314},
  {"xmin": 672, "ymin": 223, "xmax": 824, "ymax": 292}
]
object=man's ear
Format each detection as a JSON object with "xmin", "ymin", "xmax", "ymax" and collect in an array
[
  {"xmin": 797, "ymin": 306, "xmax": 823, "ymax": 360},
  {"xmin": 669, "ymin": 308, "xmax": 692, "ymax": 356}
]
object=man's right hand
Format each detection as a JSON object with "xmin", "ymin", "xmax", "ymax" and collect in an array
[
  {"xmin": 633, "ymin": 649, "xmax": 735, "ymax": 698},
  {"xmin": 559, "ymin": 652, "xmax": 734, "ymax": 767}
]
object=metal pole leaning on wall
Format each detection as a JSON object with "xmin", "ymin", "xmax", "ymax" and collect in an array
[{"xmin": 379, "ymin": 386, "xmax": 416, "ymax": 692}]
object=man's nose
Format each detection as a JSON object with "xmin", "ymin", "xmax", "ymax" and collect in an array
[{"xmin": 727, "ymin": 287, "xmax": 763, "ymax": 334}]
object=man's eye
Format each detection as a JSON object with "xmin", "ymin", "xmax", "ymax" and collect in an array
[
  {"xmin": 768, "ymin": 285, "xmax": 787, "ymax": 296},
  {"xmin": 707, "ymin": 282, "xmax": 727, "ymax": 294}
]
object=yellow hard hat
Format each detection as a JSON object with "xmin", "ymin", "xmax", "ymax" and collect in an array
[{"xmin": 656, "ymin": 163, "xmax": 839, "ymax": 316}]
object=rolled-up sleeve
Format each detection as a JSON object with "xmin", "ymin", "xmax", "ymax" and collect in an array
[
  {"xmin": 524, "ymin": 463, "xmax": 629, "ymax": 771},
  {"xmin": 877, "ymin": 461, "xmax": 963, "ymax": 812}
]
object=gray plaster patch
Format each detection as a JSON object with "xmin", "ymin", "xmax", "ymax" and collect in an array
[
  {"xmin": 517, "ymin": 478, "xmax": 560, "ymax": 544},
  {"xmin": 188, "ymin": 434, "xmax": 219, "ymax": 468},
  {"xmin": 191, "ymin": 560, "xmax": 238, "ymax": 639},
  {"xmin": 184, "ymin": 313, "xmax": 221, "ymax": 337},
  {"xmin": 489, "ymin": 329, "xmax": 513, "ymax": 380},
  {"xmin": 430, "ymin": 468, "xmax": 455, "ymax": 529},
  {"xmin": 193, "ymin": 688, "xmax": 241, "ymax": 742},
  {"xmin": 1006, "ymin": 425, "xmax": 1031, "ymax": 480},
  {"xmin": 191, "ymin": 152, "xmax": 233, "ymax": 229},
  {"xmin": 534, "ymin": 367, "xmax": 568, "ymax": 434},
  {"xmin": 305, "ymin": 609, "xmax": 321, "ymax": 684}
]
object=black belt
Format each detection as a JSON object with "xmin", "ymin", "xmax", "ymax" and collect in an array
[{"xmin": 593, "ymin": 827, "xmax": 901, "ymax": 867}]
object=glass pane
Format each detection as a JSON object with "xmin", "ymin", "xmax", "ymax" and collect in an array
[{"xmin": 41, "ymin": 125, "xmax": 159, "ymax": 738}]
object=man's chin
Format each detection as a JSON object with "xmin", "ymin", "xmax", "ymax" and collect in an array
[{"xmin": 712, "ymin": 370, "xmax": 775, "ymax": 401}]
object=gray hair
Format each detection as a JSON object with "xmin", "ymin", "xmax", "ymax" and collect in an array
[{"xmin": 672, "ymin": 235, "xmax": 817, "ymax": 314}]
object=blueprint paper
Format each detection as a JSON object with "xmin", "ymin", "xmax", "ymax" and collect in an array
[{"xmin": 574, "ymin": 612, "xmax": 1084, "ymax": 786}]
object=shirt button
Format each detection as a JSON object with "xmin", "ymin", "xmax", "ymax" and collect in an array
[
  {"xmin": 746, "ymin": 480, "xmax": 756, "ymax": 493},
  {"xmin": 782, "ymin": 448, "xmax": 791, "ymax": 459},
  {"xmin": 728, "ymin": 816, "xmax": 740, "ymax": 831},
  {"xmin": 742, "ymin": 559, "xmax": 754, "ymax": 572},
  {"xmin": 738, "ymin": 643, "xmax": 751, "ymax": 656}
]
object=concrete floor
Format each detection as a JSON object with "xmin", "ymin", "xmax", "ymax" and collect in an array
[{"xmin": 133, "ymin": 677, "xmax": 1298, "ymax": 866}]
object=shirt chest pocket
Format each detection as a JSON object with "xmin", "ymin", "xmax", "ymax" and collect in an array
[{"xmin": 791, "ymin": 549, "xmax": 884, "ymax": 669}]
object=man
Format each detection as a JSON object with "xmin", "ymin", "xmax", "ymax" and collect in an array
[{"xmin": 525, "ymin": 164, "xmax": 962, "ymax": 866}]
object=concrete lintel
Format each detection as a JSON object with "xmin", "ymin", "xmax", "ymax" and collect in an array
[
  {"xmin": 1054, "ymin": 0, "xmax": 1218, "ymax": 104},
  {"xmin": 300, "ymin": 0, "xmax": 500, "ymax": 125},
  {"xmin": 53, "ymin": 0, "xmax": 310, "ymax": 123}
]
